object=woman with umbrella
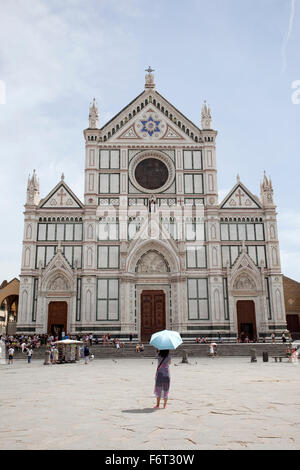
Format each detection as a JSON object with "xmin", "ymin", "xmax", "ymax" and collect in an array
[
  {"xmin": 154, "ymin": 349, "xmax": 171, "ymax": 409},
  {"xmin": 150, "ymin": 329, "xmax": 182, "ymax": 409}
]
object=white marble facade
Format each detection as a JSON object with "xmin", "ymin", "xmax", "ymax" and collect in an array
[{"xmin": 17, "ymin": 70, "xmax": 286, "ymax": 340}]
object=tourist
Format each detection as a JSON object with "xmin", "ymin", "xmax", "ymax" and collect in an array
[
  {"xmin": 291, "ymin": 348, "xmax": 298, "ymax": 363},
  {"xmin": 136, "ymin": 344, "xmax": 140, "ymax": 353},
  {"xmin": 115, "ymin": 340, "xmax": 120, "ymax": 351},
  {"xmin": 129, "ymin": 332, "xmax": 133, "ymax": 342},
  {"xmin": 8, "ymin": 346, "xmax": 14, "ymax": 365},
  {"xmin": 282, "ymin": 332, "xmax": 287, "ymax": 343},
  {"xmin": 140, "ymin": 343, "xmax": 144, "ymax": 352},
  {"xmin": 271, "ymin": 332, "xmax": 275, "ymax": 343},
  {"xmin": 27, "ymin": 347, "xmax": 33, "ymax": 364},
  {"xmin": 154, "ymin": 349, "xmax": 171, "ymax": 409},
  {"xmin": 84, "ymin": 344, "xmax": 90, "ymax": 364},
  {"xmin": 209, "ymin": 343, "xmax": 215, "ymax": 357},
  {"xmin": 50, "ymin": 347, "xmax": 54, "ymax": 364},
  {"xmin": 217, "ymin": 332, "xmax": 222, "ymax": 343},
  {"xmin": 53, "ymin": 346, "xmax": 59, "ymax": 364}
]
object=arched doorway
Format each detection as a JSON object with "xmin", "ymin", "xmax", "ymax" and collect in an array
[
  {"xmin": 48, "ymin": 301, "xmax": 68, "ymax": 338},
  {"xmin": 141, "ymin": 290, "xmax": 166, "ymax": 342},
  {"xmin": 0, "ymin": 278, "xmax": 20, "ymax": 335},
  {"xmin": 237, "ymin": 300, "xmax": 257, "ymax": 341}
]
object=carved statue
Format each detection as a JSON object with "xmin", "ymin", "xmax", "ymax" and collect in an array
[
  {"xmin": 234, "ymin": 275, "xmax": 255, "ymax": 290},
  {"xmin": 136, "ymin": 251, "xmax": 168, "ymax": 273},
  {"xmin": 48, "ymin": 276, "xmax": 68, "ymax": 291}
]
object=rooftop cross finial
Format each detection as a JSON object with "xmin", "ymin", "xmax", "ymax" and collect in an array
[
  {"xmin": 145, "ymin": 66, "xmax": 155, "ymax": 88},
  {"xmin": 145, "ymin": 66, "xmax": 154, "ymax": 73}
]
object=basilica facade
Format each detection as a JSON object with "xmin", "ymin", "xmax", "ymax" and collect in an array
[{"xmin": 17, "ymin": 70, "xmax": 286, "ymax": 340}]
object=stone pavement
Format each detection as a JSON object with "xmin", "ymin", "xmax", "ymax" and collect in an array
[{"xmin": 1, "ymin": 357, "xmax": 300, "ymax": 450}]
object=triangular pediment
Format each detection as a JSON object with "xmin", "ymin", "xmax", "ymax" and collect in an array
[
  {"xmin": 39, "ymin": 180, "xmax": 83, "ymax": 209},
  {"xmin": 41, "ymin": 249, "xmax": 75, "ymax": 292},
  {"xmin": 231, "ymin": 250, "xmax": 259, "ymax": 274},
  {"xmin": 229, "ymin": 249, "xmax": 262, "ymax": 291},
  {"xmin": 220, "ymin": 182, "xmax": 261, "ymax": 210},
  {"xmin": 110, "ymin": 104, "xmax": 196, "ymax": 144},
  {"xmin": 100, "ymin": 89, "xmax": 202, "ymax": 144}
]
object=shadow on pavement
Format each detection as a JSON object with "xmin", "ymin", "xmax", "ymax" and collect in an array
[{"xmin": 122, "ymin": 408, "xmax": 157, "ymax": 414}]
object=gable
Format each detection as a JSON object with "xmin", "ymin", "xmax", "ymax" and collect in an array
[
  {"xmin": 39, "ymin": 181, "xmax": 83, "ymax": 209},
  {"xmin": 99, "ymin": 85, "xmax": 203, "ymax": 144},
  {"xmin": 109, "ymin": 103, "xmax": 195, "ymax": 144},
  {"xmin": 220, "ymin": 183, "xmax": 261, "ymax": 210}
]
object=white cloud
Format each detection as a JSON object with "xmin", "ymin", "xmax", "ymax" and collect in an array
[
  {"xmin": 0, "ymin": 0, "xmax": 143, "ymax": 282},
  {"xmin": 281, "ymin": 0, "xmax": 296, "ymax": 74}
]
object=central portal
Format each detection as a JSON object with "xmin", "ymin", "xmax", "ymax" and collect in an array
[
  {"xmin": 48, "ymin": 301, "xmax": 68, "ymax": 338},
  {"xmin": 141, "ymin": 290, "xmax": 166, "ymax": 342},
  {"xmin": 237, "ymin": 300, "xmax": 257, "ymax": 341}
]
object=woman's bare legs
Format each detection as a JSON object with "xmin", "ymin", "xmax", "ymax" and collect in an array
[
  {"xmin": 154, "ymin": 397, "xmax": 160, "ymax": 408},
  {"xmin": 163, "ymin": 398, "xmax": 168, "ymax": 408}
]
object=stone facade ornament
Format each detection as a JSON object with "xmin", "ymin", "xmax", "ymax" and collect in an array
[
  {"xmin": 234, "ymin": 275, "xmax": 255, "ymax": 290},
  {"xmin": 48, "ymin": 276, "xmax": 69, "ymax": 291},
  {"xmin": 145, "ymin": 66, "xmax": 155, "ymax": 88},
  {"xmin": 136, "ymin": 250, "xmax": 169, "ymax": 273}
]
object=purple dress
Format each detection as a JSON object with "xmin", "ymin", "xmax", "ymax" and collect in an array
[{"xmin": 154, "ymin": 354, "xmax": 171, "ymax": 399}]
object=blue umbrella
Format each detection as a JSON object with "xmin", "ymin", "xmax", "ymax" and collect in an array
[{"xmin": 150, "ymin": 329, "xmax": 183, "ymax": 350}]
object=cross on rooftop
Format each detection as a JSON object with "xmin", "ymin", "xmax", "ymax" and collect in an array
[
  {"xmin": 145, "ymin": 66, "xmax": 154, "ymax": 74},
  {"xmin": 57, "ymin": 187, "xmax": 67, "ymax": 205},
  {"xmin": 235, "ymin": 188, "xmax": 245, "ymax": 205}
]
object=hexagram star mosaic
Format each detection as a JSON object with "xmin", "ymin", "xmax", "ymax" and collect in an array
[{"xmin": 140, "ymin": 116, "xmax": 160, "ymax": 136}]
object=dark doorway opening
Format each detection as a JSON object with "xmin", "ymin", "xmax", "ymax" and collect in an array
[
  {"xmin": 237, "ymin": 300, "xmax": 257, "ymax": 341},
  {"xmin": 141, "ymin": 290, "xmax": 166, "ymax": 342},
  {"xmin": 48, "ymin": 301, "xmax": 68, "ymax": 338}
]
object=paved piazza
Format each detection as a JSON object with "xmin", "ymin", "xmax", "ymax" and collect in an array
[{"xmin": 1, "ymin": 357, "xmax": 300, "ymax": 450}]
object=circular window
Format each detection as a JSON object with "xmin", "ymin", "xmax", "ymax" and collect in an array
[
  {"xmin": 135, "ymin": 158, "xmax": 169, "ymax": 190},
  {"xmin": 129, "ymin": 151, "xmax": 175, "ymax": 194}
]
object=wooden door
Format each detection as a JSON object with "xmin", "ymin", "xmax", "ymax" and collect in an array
[
  {"xmin": 286, "ymin": 314, "xmax": 300, "ymax": 333},
  {"xmin": 141, "ymin": 290, "xmax": 166, "ymax": 342},
  {"xmin": 48, "ymin": 301, "xmax": 68, "ymax": 338},
  {"xmin": 237, "ymin": 300, "xmax": 257, "ymax": 341}
]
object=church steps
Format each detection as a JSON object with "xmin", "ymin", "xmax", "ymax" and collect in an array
[{"xmin": 11, "ymin": 343, "xmax": 288, "ymax": 360}]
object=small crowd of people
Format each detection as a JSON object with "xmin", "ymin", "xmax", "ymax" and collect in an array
[
  {"xmin": 135, "ymin": 343, "xmax": 144, "ymax": 353},
  {"xmin": 285, "ymin": 345, "xmax": 299, "ymax": 362}
]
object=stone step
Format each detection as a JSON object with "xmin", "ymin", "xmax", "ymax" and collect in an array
[{"xmin": 10, "ymin": 343, "xmax": 288, "ymax": 360}]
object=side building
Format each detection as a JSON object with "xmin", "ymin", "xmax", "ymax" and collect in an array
[{"xmin": 17, "ymin": 70, "xmax": 286, "ymax": 341}]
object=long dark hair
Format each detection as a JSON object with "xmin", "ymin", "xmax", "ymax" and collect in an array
[{"xmin": 158, "ymin": 349, "xmax": 169, "ymax": 358}]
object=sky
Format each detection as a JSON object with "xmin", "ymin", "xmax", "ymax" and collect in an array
[{"xmin": 0, "ymin": 0, "xmax": 299, "ymax": 282}]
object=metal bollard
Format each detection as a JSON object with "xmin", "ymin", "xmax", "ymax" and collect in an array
[
  {"xmin": 181, "ymin": 349, "xmax": 189, "ymax": 364},
  {"xmin": 250, "ymin": 348, "xmax": 257, "ymax": 362},
  {"xmin": 44, "ymin": 350, "xmax": 51, "ymax": 365},
  {"xmin": 263, "ymin": 351, "xmax": 269, "ymax": 362}
]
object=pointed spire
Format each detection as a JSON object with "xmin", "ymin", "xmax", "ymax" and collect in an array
[
  {"xmin": 201, "ymin": 100, "xmax": 212, "ymax": 129},
  {"xmin": 260, "ymin": 170, "xmax": 274, "ymax": 207},
  {"xmin": 236, "ymin": 174, "xmax": 240, "ymax": 183},
  {"xmin": 89, "ymin": 98, "xmax": 99, "ymax": 128},
  {"xmin": 26, "ymin": 169, "xmax": 40, "ymax": 205},
  {"xmin": 61, "ymin": 172, "xmax": 65, "ymax": 181},
  {"xmin": 145, "ymin": 66, "xmax": 155, "ymax": 89}
]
